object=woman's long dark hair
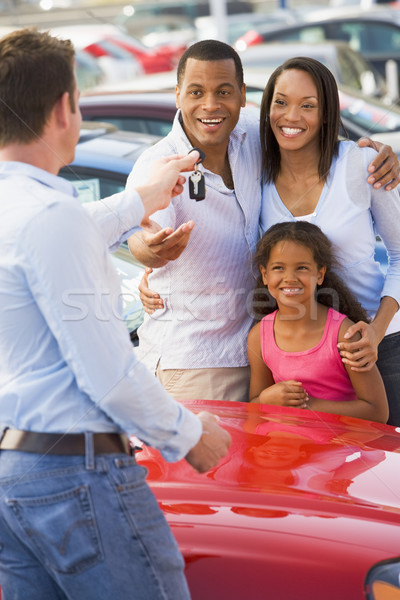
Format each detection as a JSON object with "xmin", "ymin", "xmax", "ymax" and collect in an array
[
  {"xmin": 260, "ymin": 56, "xmax": 347, "ymax": 184},
  {"xmin": 252, "ymin": 221, "xmax": 369, "ymax": 324}
]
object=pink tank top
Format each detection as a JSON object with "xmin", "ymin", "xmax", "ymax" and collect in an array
[{"xmin": 260, "ymin": 308, "xmax": 356, "ymax": 402}]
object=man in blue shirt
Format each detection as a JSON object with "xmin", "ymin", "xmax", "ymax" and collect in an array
[{"xmin": 0, "ymin": 28, "xmax": 231, "ymax": 599}]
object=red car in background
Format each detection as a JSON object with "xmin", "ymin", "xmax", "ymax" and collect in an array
[
  {"xmin": 133, "ymin": 400, "xmax": 400, "ymax": 599},
  {"xmin": 103, "ymin": 32, "xmax": 186, "ymax": 74},
  {"xmin": 51, "ymin": 25, "xmax": 186, "ymax": 76}
]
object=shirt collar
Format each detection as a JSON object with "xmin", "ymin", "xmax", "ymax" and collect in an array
[{"xmin": 0, "ymin": 161, "xmax": 78, "ymax": 197}]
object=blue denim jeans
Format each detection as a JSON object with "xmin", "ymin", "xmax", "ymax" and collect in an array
[
  {"xmin": 0, "ymin": 442, "xmax": 190, "ymax": 600},
  {"xmin": 377, "ymin": 331, "xmax": 400, "ymax": 427}
]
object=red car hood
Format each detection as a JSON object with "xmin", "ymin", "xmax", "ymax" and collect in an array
[
  {"xmin": 136, "ymin": 400, "xmax": 400, "ymax": 514},
  {"xmin": 134, "ymin": 401, "xmax": 400, "ymax": 600}
]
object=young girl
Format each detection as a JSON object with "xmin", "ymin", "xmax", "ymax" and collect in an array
[{"xmin": 247, "ymin": 221, "xmax": 389, "ymax": 424}]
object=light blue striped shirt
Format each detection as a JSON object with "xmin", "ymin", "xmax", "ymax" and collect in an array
[
  {"xmin": 0, "ymin": 161, "xmax": 202, "ymax": 462},
  {"xmin": 127, "ymin": 109, "xmax": 262, "ymax": 372}
]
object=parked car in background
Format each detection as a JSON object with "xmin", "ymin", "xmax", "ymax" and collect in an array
[
  {"xmin": 338, "ymin": 86, "xmax": 400, "ymax": 140},
  {"xmin": 115, "ymin": 13, "xmax": 197, "ymax": 49},
  {"xmin": 58, "ymin": 124, "xmax": 161, "ymax": 341},
  {"xmin": 134, "ymin": 399, "xmax": 400, "ymax": 599},
  {"xmin": 112, "ymin": 0, "xmax": 255, "ymax": 52},
  {"xmin": 80, "ymin": 92, "xmax": 178, "ymax": 137},
  {"xmin": 115, "ymin": 0, "xmax": 254, "ymax": 24},
  {"xmin": 90, "ymin": 31, "xmax": 187, "ymax": 75},
  {"xmin": 240, "ymin": 40, "xmax": 387, "ymax": 99},
  {"xmin": 80, "ymin": 38, "xmax": 144, "ymax": 84},
  {"xmin": 194, "ymin": 10, "xmax": 299, "ymax": 44},
  {"xmin": 330, "ymin": 0, "xmax": 400, "ymax": 7},
  {"xmin": 234, "ymin": 10, "xmax": 400, "ymax": 101},
  {"xmin": 51, "ymin": 25, "xmax": 144, "ymax": 85},
  {"xmin": 51, "ymin": 24, "xmax": 186, "ymax": 78},
  {"xmin": 75, "ymin": 49, "xmax": 104, "ymax": 91}
]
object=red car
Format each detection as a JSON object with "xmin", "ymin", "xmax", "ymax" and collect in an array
[
  {"xmin": 134, "ymin": 400, "xmax": 400, "ymax": 599},
  {"xmin": 0, "ymin": 402, "xmax": 398, "ymax": 598},
  {"xmin": 51, "ymin": 25, "xmax": 186, "ymax": 76},
  {"xmin": 103, "ymin": 32, "xmax": 186, "ymax": 74}
]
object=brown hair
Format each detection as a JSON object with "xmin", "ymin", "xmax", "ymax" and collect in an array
[
  {"xmin": 252, "ymin": 221, "xmax": 369, "ymax": 324},
  {"xmin": 0, "ymin": 28, "xmax": 76, "ymax": 145},
  {"xmin": 260, "ymin": 56, "xmax": 346, "ymax": 184}
]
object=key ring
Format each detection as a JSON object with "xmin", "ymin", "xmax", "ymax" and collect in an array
[{"xmin": 188, "ymin": 147, "xmax": 206, "ymax": 164}]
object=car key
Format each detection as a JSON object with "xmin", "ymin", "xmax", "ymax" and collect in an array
[{"xmin": 188, "ymin": 147, "xmax": 206, "ymax": 201}]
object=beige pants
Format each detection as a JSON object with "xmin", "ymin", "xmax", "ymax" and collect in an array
[{"xmin": 156, "ymin": 364, "xmax": 250, "ymax": 402}]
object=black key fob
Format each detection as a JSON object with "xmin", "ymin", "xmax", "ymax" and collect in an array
[
  {"xmin": 189, "ymin": 168, "xmax": 206, "ymax": 201},
  {"xmin": 188, "ymin": 147, "xmax": 206, "ymax": 201}
]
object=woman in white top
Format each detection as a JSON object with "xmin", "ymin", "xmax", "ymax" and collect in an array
[{"xmin": 259, "ymin": 56, "xmax": 400, "ymax": 425}]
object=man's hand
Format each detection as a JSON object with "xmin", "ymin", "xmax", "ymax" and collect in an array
[
  {"xmin": 128, "ymin": 220, "xmax": 195, "ymax": 268},
  {"xmin": 139, "ymin": 268, "xmax": 164, "ymax": 314},
  {"xmin": 358, "ymin": 137, "xmax": 400, "ymax": 190},
  {"xmin": 136, "ymin": 151, "xmax": 200, "ymax": 220},
  {"xmin": 337, "ymin": 321, "xmax": 378, "ymax": 372},
  {"xmin": 141, "ymin": 220, "xmax": 195, "ymax": 264},
  {"xmin": 185, "ymin": 411, "xmax": 232, "ymax": 473}
]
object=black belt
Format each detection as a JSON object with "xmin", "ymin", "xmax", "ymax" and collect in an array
[{"xmin": 0, "ymin": 429, "xmax": 132, "ymax": 455}]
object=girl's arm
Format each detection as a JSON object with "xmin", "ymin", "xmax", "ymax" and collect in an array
[
  {"xmin": 247, "ymin": 323, "xmax": 308, "ymax": 407},
  {"xmin": 307, "ymin": 319, "xmax": 389, "ymax": 424}
]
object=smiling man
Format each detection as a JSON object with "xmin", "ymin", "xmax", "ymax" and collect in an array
[
  {"xmin": 128, "ymin": 40, "xmax": 262, "ymax": 402},
  {"xmin": 127, "ymin": 40, "xmax": 400, "ymax": 403}
]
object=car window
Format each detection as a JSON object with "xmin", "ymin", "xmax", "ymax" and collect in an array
[
  {"xmin": 339, "ymin": 47, "xmax": 382, "ymax": 95},
  {"xmin": 359, "ymin": 22, "xmax": 400, "ymax": 55},
  {"xmin": 59, "ymin": 167, "xmax": 126, "ymax": 201},
  {"xmin": 328, "ymin": 22, "xmax": 400, "ymax": 56},
  {"xmin": 272, "ymin": 25, "xmax": 327, "ymax": 43},
  {"xmin": 325, "ymin": 23, "xmax": 363, "ymax": 53},
  {"xmin": 339, "ymin": 89, "xmax": 400, "ymax": 134},
  {"xmin": 59, "ymin": 165, "xmax": 134, "ymax": 253},
  {"xmin": 84, "ymin": 115, "xmax": 172, "ymax": 137},
  {"xmin": 337, "ymin": 48, "xmax": 363, "ymax": 91}
]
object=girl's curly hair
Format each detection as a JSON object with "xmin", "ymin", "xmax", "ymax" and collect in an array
[{"xmin": 252, "ymin": 221, "xmax": 369, "ymax": 324}]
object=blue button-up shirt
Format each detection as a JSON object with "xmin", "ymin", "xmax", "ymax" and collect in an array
[{"xmin": 0, "ymin": 161, "xmax": 201, "ymax": 462}]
